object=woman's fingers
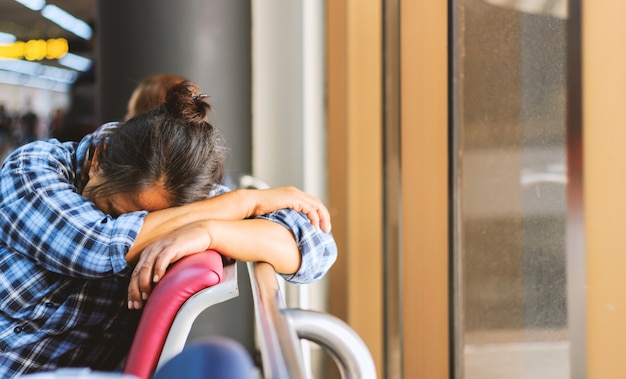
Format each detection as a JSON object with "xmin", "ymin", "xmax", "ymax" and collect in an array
[
  {"xmin": 299, "ymin": 194, "xmax": 331, "ymax": 233},
  {"xmin": 152, "ymin": 246, "xmax": 182, "ymax": 283},
  {"xmin": 257, "ymin": 187, "xmax": 332, "ymax": 233},
  {"xmin": 127, "ymin": 222, "xmax": 213, "ymax": 310},
  {"xmin": 303, "ymin": 203, "xmax": 321, "ymax": 231},
  {"xmin": 318, "ymin": 206, "xmax": 332, "ymax": 233},
  {"xmin": 128, "ymin": 245, "xmax": 160, "ymax": 309}
]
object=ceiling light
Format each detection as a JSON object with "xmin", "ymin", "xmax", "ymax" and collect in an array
[
  {"xmin": 58, "ymin": 52, "xmax": 91, "ymax": 72},
  {"xmin": 14, "ymin": 0, "xmax": 45, "ymax": 11},
  {"xmin": 0, "ymin": 58, "xmax": 77, "ymax": 83},
  {"xmin": 0, "ymin": 70, "xmax": 70, "ymax": 92},
  {"xmin": 0, "ymin": 32, "xmax": 17, "ymax": 44},
  {"xmin": 41, "ymin": 4, "xmax": 93, "ymax": 40}
]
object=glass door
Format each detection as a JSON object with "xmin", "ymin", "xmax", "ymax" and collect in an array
[{"xmin": 452, "ymin": 1, "xmax": 572, "ymax": 378}]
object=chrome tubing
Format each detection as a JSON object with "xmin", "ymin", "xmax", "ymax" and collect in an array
[
  {"xmin": 248, "ymin": 262, "xmax": 309, "ymax": 379},
  {"xmin": 248, "ymin": 261, "xmax": 376, "ymax": 378},
  {"xmin": 284, "ymin": 309, "xmax": 377, "ymax": 379}
]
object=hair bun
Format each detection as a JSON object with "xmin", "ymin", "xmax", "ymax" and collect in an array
[{"xmin": 164, "ymin": 81, "xmax": 212, "ymax": 123}]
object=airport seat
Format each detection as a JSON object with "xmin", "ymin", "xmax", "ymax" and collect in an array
[{"xmin": 122, "ymin": 250, "xmax": 240, "ymax": 379}]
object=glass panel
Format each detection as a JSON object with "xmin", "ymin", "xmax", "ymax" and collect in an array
[{"xmin": 452, "ymin": 1, "xmax": 569, "ymax": 378}]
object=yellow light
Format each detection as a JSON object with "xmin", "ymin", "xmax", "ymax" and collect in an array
[
  {"xmin": 0, "ymin": 41, "xmax": 25, "ymax": 59},
  {"xmin": 24, "ymin": 39, "xmax": 47, "ymax": 61},
  {"xmin": 0, "ymin": 38, "xmax": 69, "ymax": 60},
  {"xmin": 46, "ymin": 38, "xmax": 68, "ymax": 59}
]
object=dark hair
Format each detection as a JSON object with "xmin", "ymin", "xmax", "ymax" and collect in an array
[{"xmin": 90, "ymin": 81, "xmax": 226, "ymax": 206}]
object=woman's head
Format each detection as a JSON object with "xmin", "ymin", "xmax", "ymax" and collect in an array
[
  {"xmin": 84, "ymin": 81, "xmax": 226, "ymax": 215},
  {"xmin": 126, "ymin": 73, "xmax": 188, "ymax": 120}
]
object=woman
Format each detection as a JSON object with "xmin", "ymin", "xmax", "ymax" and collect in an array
[{"xmin": 0, "ymin": 82, "xmax": 336, "ymax": 377}]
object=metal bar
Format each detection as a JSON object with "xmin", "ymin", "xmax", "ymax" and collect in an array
[
  {"xmin": 565, "ymin": 0, "xmax": 586, "ymax": 377},
  {"xmin": 248, "ymin": 262, "xmax": 308, "ymax": 379},
  {"xmin": 249, "ymin": 261, "xmax": 378, "ymax": 379},
  {"xmin": 285, "ymin": 308, "xmax": 378, "ymax": 379}
]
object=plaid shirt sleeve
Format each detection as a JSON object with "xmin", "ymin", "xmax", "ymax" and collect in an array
[
  {"xmin": 257, "ymin": 209, "xmax": 338, "ymax": 284},
  {"xmin": 212, "ymin": 185, "xmax": 338, "ymax": 284},
  {"xmin": 0, "ymin": 140, "xmax": 145, "ymax": 278}
]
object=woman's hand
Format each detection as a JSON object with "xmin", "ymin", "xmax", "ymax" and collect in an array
[
  {"xmin": 249, "ymin": 187, "xmax": 332, "ymax": 233},
  {"xmin": 127, "ymin": 221, "xmax": 213, "ymax": 310}
]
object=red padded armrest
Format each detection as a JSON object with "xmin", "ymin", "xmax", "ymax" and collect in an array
[{"xmin": 123, "ymin": 250, "xmax": 224, "ymax": 379}]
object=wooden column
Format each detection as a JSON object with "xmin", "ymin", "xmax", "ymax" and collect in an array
[
  {"xmin": 401, "ymin": 1, "xmax": 449, "ymax": 378},
  {"xmin": 583, "ymin": 1, "xmax": 626, "ymax": 378},
  {"xmin": 327, "ymin": 0, "xmax": 383, "ymax": 378}
]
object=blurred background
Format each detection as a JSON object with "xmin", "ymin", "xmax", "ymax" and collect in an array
[
  {"xmin": 0, "ymin": 0, "xmax": 94, "ymax": 155},
  {"xmin": 2, "ymin": 1, "xmax": 626, "ymax": 379}
]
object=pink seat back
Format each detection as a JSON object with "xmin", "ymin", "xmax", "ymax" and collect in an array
[{"xmin": 123, "ymin": 250, "xmax": 224, "ymax": 379}]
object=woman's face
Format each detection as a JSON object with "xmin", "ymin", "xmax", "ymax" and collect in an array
[
  {"xmin": 85, "ymin": 180, "xmax": 172, "ymax": 217},
  {"xmin": 83, "ymin": 155, "xmax": 172, "ymax": 216}
]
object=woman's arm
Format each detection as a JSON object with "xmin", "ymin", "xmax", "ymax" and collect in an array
[
  {"xmin": 126, "ymin": 186, "xmax": 331, "ymax": 264},
  {"xmin": 256, "ymin": 209, "xmax": 337, "ymax": 284},
  {"xmin": 126, "ymin": 192, "xmax": 339, "ymax": 309},
  {"xmin": 127, "ymin": 217, "xmax": 301, "ymax": 309}
]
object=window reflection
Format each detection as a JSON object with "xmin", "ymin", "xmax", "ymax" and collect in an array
[{"xmin": 453, "ymin": 1, "xmax": 569, "ymax": 378}]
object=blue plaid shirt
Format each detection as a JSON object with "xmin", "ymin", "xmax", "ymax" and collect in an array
[{"xmin": 0, "ymin": 131, "xmax": 337, "ymax": 377}]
